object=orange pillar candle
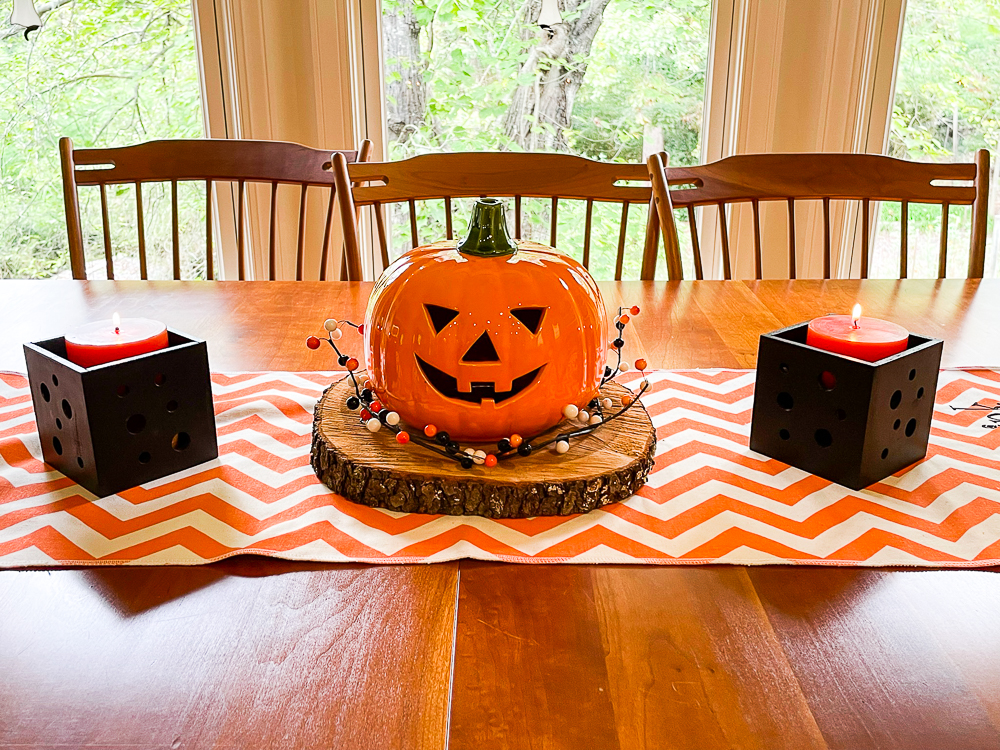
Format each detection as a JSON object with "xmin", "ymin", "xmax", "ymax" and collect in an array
[
  {"xmin": 65, "ymin": 313, "xmax": 169, "ymax": 368},
  {"xmin": 806, "ymin": 305, "xmax": 909, "ymax": 362}
]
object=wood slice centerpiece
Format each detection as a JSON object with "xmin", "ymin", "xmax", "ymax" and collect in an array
[{"xmin": 311, "ymin": 375, "xmax": 656, "ymax": 518}]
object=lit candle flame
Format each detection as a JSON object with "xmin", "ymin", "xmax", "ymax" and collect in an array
[
  {"xmin": 112, "ymin": 312, "xmax": 121, "ymax": 335},
  {"xmin": 851, "ymin": 303, "xmax": 862, "ymax": 329}
]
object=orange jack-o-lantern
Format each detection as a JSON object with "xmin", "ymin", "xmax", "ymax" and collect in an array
[{"xmin": 365, "ymin": 199, "xmax": 607, "ymax": 442}]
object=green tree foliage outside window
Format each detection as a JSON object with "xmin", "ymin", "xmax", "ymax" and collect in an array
[{"xmin": 0, "ymin": 0, "xmax": 203, "ymax": 279}]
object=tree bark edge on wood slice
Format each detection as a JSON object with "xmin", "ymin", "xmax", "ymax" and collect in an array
[{"xmin": 311, "ymin": 374, "xmax": 656, "ymax": 518}]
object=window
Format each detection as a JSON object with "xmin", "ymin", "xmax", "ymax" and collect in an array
[
  {"xmin": 380, "ymin": 0, "xmax": 711, "ymax": 277},
  {"xmin": 874, "ymin": 0, "xmax": 999, "ymax": 278},
  {"xmin": 0, "ymin": 0, "xmax": 203, "ymax": 279}
]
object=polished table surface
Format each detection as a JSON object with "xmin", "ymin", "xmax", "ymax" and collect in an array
[{"xmin": 2, "ymin": 279, "xmax": 1000, "ymax": 750}]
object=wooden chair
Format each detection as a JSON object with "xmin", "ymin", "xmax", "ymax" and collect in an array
[
  {"xmin": 330, "ymin": 151, "xmax": 679, "ymax": 281},
  {"xmin": 60, "ymin": 137, "xmax": 373, "ymax": 281},
  {"xmin": 647, "ymin": 150, "xmax": 991, "ymax": 280}
]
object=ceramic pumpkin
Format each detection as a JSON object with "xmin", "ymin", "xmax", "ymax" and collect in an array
[{"xmin": 364, "ymin": 199, "xmax": 607, "ymax": 442}]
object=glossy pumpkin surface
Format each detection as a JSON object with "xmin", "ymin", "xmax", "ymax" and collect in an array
[{"xmin": 365, "ymin": 240, "xmax": 607, "ymax": 441}]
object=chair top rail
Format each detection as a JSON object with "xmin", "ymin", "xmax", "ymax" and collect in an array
[
  {"xmin": 665, "ymin": 152, "xmax": 978, "ymax": 207},
  {"xmin": 347, "ymin": 152, "xmax": 653, "ymax": 205},
  {"xmin": 71, "ymin": 139, "xmax": 360, "ymax": 187}
]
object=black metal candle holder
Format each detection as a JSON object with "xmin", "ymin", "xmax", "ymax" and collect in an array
[
  {"xmin": 749, "ymin": 322, "xmax": 942, "ymax": 490},
  {"xmin": 23, "ymin": 331, "xmax": 218, "ymax": 498}
]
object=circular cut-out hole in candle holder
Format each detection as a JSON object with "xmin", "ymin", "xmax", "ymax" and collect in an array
[
  {"xmin": 779, "ymin": 429, "xmax": 791, "ymax": 440},
  {"xmin": 51, "ymin": 374, "xmax": 58, "ymax": 386},
  {"xmin": 171, "ymin": 432, "xmax": 191, "ymax": 451},
  {"xmin": 909, "ymin": 369, "xmax": 917, "ymax": 381},
  {"xmin": 780, "ymin": 363, "xmax": 789, "ymax": 373},
  {"xmin": 56, "ymin": 418, "xmax": 62, "ymax": 430},
  {"xmin": 881, "ymin": 448, "xmax": 889, "ymax": 459},
  {"xmin": 777, "ymin": 392, "xmax": 794, "ymax": 411},
  {"xmin": 52, "ymin": 436, "xmax": 62, "ymax": 455},
  {"xmin": 76, "ymin": 457, "xmax": 84, "ymax": 468},
  {"xmin": 819, "ymin": 371, "xmax": 837, "ymax": 390},
  {"xmin": 893, "ymin": 419, "xmax": 901, "ymax": 430},
  {"xmin": 154, "ymin": 373, "xmax": 166, "ymax": 387},
  {"xmin": 40, "ymin": 383, "xmax": 50, "ymax": 402},
  {"xmin": 815, "ymin": 429, "xmax": 833, "ymax": 448},
  {"xmin": 836, "ymin": 409, "xmax": 847, "ymax": 421},
  {"xmin": 166, "ymin": 399, "xmax": 179, "ymax": 413},
  {"xmin": 138, "ymin": 451, "xmax": 151, "ymax": 464},
  {"xmin": 917, "ymin": 387, "xmax": 925, "ymax": 399},
  {"xmin": 61, "ymin": 399, "xmax": 72, "ymax": 419},
  {"xmin": 126, "ymin": 414, "xmax": 146, "ymax": 434},
  {"xmin": 117, "ymin": 385, "xmax": 130, "ymax": 398},
  {"xmin": 890, "ymin": 390, "xmax": 902, "ymax": 409},
  {"xmin": 905, "ymin": 418, "xmax": 917, "ymax": 437}
]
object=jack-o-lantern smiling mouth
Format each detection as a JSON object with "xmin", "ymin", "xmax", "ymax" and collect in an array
[{"xmin": 416, "ymin": 356, "xmax": 545, "ymax": 404}]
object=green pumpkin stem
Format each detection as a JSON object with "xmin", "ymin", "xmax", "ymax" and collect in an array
[{"xmin": 458, "ymin": 198, "xmax": 518, "ymax": 258}]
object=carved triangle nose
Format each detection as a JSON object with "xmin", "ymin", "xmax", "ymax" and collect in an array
[{"xmin": 462, "ymin": 331, "xmax": 500, "ymax": 363}]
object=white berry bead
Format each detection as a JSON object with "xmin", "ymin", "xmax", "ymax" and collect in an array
[
  {"xmin": 555, "ymin": 440, "xmax": 570, "ymax": 454},
  {"xmin": 562, "ymin": 404, "xmax": 579, "ymax": 419},
  {"xmin": 366, "ymin": 418, "xmax": 381, "ymax": 432},
  {"xmin": 618, "ymin": 362, "xmax": 630, "ymax": 373},
  {"xmin": 464, "ymin": 447, "xmax": 476, "ymax": 456},
  {"xmin": 330, "ymin": 328, "xmax": 343, "ymax": 340},
  {"xmin": 602, "ymin": 398, "xmax": 613, "ymax": 410},
  {"xmin": 640, "ymin": 379, "xmax": 650, "ymax": 389},
  {"xmin": 473, "ymin": 449, "xmax": 487, "ymax": 465},
  {"xmin": 578, "ymin": 410, "xmax": 590, "ymax": 424},
  {"xmin": 589, "ymin": 414, "xmax": 602, "ymax": 425},
  {"xmin": 324, "ymin": 318, "xmax": 339, "ymax": 332},
  {"xmin": 385, "ymin": 411, "xmax": 400, "ymax": 426}
]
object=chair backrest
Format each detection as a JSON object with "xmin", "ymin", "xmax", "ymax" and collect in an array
[
  {"xmin": 59, "ymin": 137, "xmax": 373, "ymax": 281},
  {"xmin": 647, "ymin": 150, "xmax": 991, "ymax": 280},
  {"xmin": 331, "ymin": 151, "xmax": 677, "ymax": 281}
]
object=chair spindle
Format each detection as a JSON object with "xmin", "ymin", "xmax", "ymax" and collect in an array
[
  {"xmin": 205, "ymin": 180, "xmax": 214, "ymax": 280},
  {"xmin": 445, "ymin": 197, "xmax": 453, "ymax": 239},
  {"xmin": 688, "ymin": 206, "xmax": 702, "ymax": 281},
  {"xmin": 582, "ymin": 199, "xmax": 594, "ymax": 268},
  {"xmin": 859, "ymin": 198, "xmax": 870, "ymax": 279},
  {"xmin": 900, "ymin": 200, "xmax": 908, "ymax": 279},
  {"xmin": 320, "ymin": 186, "xmax": 335, "ymax": 282},
  {"xmin": 787, "ymin": 198, "xmax": 796, "ymax": 280},
  {"xmin": 135, "ymin": 181, "xmax": 147, "ymax": 281},
  {"xmin": 718, "ymin": 202, "xmax": 732, "ymax": 280},
  {"xmin": 515, "ymin": 195, "xmax": 522, "ymax": 238},
  {"xmin": 408, "ymin": 199, "xmax": 418, "ymax": 248},
  {"xmin": 295, "ymin": 184, "xmax": 308, "ymax": 281},
  {"xmin": 99, "ymin": 183, "xmax": 113, "ymax": 280},
  {"xmin": 237, "ymin": 180, "xmax": 246, "ymax": 281},
  {"xmin": 171, "ymin": 179, "xmax": 180, "ymax": 280},
  {"xmin": 375, "ymin": 202, "xmax": 389, "ymax": 269},
  {"xmin": 268, "ymin": 181, "xmax": 279, "ymax": 280},
  {"xmin": 939, "ymin": 202, "xmax": 950, "ymax": 278},
  {"xmin": 752, "ymin": 199, "xmax": 762, "ymax": 280},
  {"xmin": 550, "ymin": 197, "xmax": 558, "ymax": 247},
  {"xmin": 822, "ymin": 197, "xmax": 831, "ymax": 280},
  {"xmin": 615, "ymin": 201, "xmax": 630, "ymax": 281}
]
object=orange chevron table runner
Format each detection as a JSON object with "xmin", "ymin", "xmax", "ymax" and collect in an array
[{"xmin": 2, "ymin": 369, "xmax": 1000, "ymax": 568}]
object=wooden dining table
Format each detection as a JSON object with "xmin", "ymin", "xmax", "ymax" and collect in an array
[{"xmin": 2, "ymin": 278, "xmax": 1000, "ymax": 750}]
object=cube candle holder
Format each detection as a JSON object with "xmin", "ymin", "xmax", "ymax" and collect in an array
[
  {"xmin": 749, "ymin": 322, "xmax": 942, "ymax": 490},
  {"xmin": 24, "ymin": 331, "xmax": 218, "ymax": 498}
]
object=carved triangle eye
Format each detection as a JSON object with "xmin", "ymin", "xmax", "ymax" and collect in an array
[
  {"xmin": 511, "ymin": 307, "xmax": 545, "ymax": 335},
  {"xmin": 425, "ymin": 304, "xmax": 459, "ymax": 334}
]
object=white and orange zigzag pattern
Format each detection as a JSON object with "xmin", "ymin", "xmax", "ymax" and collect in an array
[{"xmin": 2, "ymin": 369, "xmax": 1000, "ymax": 567}]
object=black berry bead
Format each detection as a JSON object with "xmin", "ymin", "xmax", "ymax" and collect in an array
[
  {"xmin": 361, "ymin": 388, "xmax": 373, "ymax": 401},
  {"xmin": 337, "ymin": 354, "xmax": 349, "ymax": 367},
  {"xmin": 436, "ymin": 431, "xmax": 450, "ymax": 445},
  {"xmin": 446, "ymin": 442, "xmax": 460, "ymax": 455},
  {"xmin": 377, "ymin": 409, "xmax": 391, "ymax": 423},
  {"xmin": 604, "ymin": 367, "xmax": 612, "ymax": 378},
  {"xmin": 460, "ymin": 457, "xmax": 474, "ymax": 469},
  {"xmin": 616, "ymin": 321, "xmax": 625, "ymax": 331},
  {"xmin": 517, "ymin": 443, "xmax": 532, "ymax": 457},
  {"xmin": 497, "ymin": 438, "xmax": 512, "ymax": 453},
  {"xmin": 346, "ymin": 396, "xmax": 360, "ymax": 410},
  {"xmin": 612, "ymin": 338, "xmax": 625, "ymax": 349}
]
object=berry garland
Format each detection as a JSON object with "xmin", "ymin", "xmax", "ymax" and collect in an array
[{"xmin": 306, "ymin": 307, "xmax": 651, "ymax": 470}]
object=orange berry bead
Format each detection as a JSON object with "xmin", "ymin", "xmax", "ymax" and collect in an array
[
  {"xmin": 357, "ymin": 324, "xmax": 366, "ymax": 335},
  {"xmin": 621, "ymin": 394, "xmax": 634, "ymax": 407},
  {"xmin": 634, "ymin": 358, "xmax": 647, "ymax": 371},
  {"xmin": 509, "ymin": 433, "xmax": 523, "ymax": 448},
  {"xmin": 396, "ymin": 431, "xmax": 410, "ymax": 444},
  {"xmin": 306, "ymin": 336, "xmax": 321, "ymax": 350},
  {"xmin": 484, "ymin": 453, "xmax": 498, "ymax": 468},
  {"xmin": 424, "ymin": 424, "xmax": 438, "ymax": 438},
  {"xmin": 630, "ymin": 305, "xmax": 640, "ymax": 315},
  {"xmin": 618, "ymin": 314, "xmax": 630, "ymax": 325},
  {"xmin": 346, "ymin": 357, "xmax": 359, "ymax": 371},
  {"xmin": 370, "ymin": 401, "xmax": 383, "ymax": 413}
]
